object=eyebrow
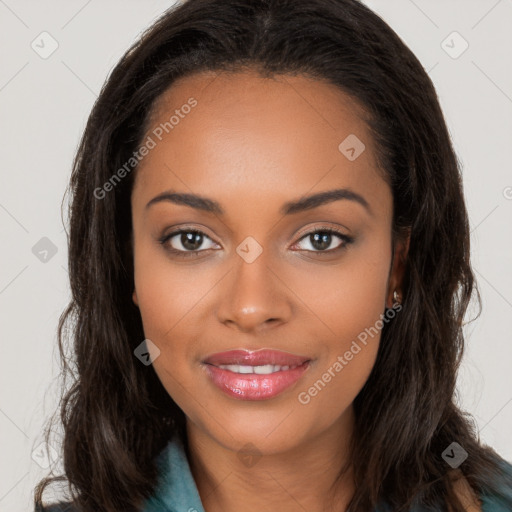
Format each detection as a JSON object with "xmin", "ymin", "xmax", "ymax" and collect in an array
[{"xmin": 145, "ymin": 188, "xmax": 372, "ymax": 216}]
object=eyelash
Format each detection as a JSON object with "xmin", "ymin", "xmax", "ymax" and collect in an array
[{"xmin": 158, "ymin": 226, "xmax": 354, "ymax": 258}]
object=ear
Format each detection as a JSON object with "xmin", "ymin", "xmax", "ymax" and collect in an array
[
  {"xmin": 386, "ymin": 230, "xmax": 410, "ymax": 309},
  {"xmin": 132, "ymin": 289, "xmax": 139, "ymax": 307}
]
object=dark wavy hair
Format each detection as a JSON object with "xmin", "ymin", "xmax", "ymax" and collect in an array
[{"xmin": 34, "ymin": 0, "xmax": 512, "ymax": 511}]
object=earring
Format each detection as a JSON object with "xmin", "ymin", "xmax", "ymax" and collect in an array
[{"xmin": 392, "ymin": 290, "xmax": 402, "ymax": 307}]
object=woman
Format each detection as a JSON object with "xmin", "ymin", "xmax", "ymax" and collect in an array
[{"xmin": 34, "ymin": 0, "xmax": 512, "ymax": 510}]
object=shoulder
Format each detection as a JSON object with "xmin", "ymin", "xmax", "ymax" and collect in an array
[
  {"xmin": 448, "ymin": 458, "xmax": 512, "ymax": 512},
  {"xmin": 450, "ymin": 471, "xmax": 482, "ymax": 512}
]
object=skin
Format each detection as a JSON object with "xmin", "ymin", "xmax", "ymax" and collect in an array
[
  {"xmin": 131, "ymin": 69, "xmax": 410, "ymax": 512},
  {"xmin": 450, "ymin": 471, "xmax": 483, "ymax": 512}
]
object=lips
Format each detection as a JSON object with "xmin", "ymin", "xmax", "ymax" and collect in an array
[
  {"xmin": 203, "ymin": 349, "xmax": 310, "ymax": 367},
  {"xmin": 201, "ymin": 349, "xmax": 312, "ymax": 400}
]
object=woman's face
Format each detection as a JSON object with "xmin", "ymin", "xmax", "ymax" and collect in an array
[{"xmin": 131, "ymin": 69, "xmax": 407, "ymax": 454}]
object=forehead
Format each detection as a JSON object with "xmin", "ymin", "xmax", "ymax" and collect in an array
[{"xmin": 132, "ymin": 69, "xmax": 390, "ymax": 219}]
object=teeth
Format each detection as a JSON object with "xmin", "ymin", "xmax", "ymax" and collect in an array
[
  {"xmin": 218, "ymin": 364, "xmax": 299, "ymax": 374},
  {"xmin": 254, "ymin": 364, "xmax": 277, "ymax": 374}
]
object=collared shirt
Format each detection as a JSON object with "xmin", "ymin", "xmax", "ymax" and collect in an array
[{"xmin": 141, "ymin": 434, "xmax": 512, "ymax": 512}]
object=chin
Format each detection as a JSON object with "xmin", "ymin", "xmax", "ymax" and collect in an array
[{"xmin": 192, "ymin": 408, "xmax": 316, "ymax": 456}]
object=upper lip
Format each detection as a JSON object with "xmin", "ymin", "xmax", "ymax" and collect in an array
[{"xmin": 203, "ymin": 349, "xmax": 311, "ymax": 367}]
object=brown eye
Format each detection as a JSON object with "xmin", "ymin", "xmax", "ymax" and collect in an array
[
  {"xmin": 178, "ymin": 231, "xmax": 204, "ymax": 251},
  {"xmin": 293, "ymin": 228, "xmax": 354, "ymax": 253},
  {"xmin": 159, "ymin": 229, "xmax": 218, "ymax": 255}
]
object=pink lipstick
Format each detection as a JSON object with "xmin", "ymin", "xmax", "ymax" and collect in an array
[{"xmin": 202, "ymin": 349, "xmax": 311, "ymax": 400}]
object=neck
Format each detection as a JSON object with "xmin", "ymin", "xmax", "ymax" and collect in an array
[{"xmin": 185, "ymin": 407, "xmax": 356, "ymax": 512}]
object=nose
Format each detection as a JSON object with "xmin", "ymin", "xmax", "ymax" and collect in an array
[{"xmin": 216, "ymin": 251, "xmax": 293, "ymax": 334}]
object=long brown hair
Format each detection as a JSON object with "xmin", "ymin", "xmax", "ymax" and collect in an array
[{"xmin": 34, "ymin": 0, "xmax": 512, "ymax": 510}]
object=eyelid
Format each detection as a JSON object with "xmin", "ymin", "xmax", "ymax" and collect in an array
[
  {"xmin": 294, "ymin": 223, "xmax": 351, "ymax": 240},
  {"xmin": 159, "ymin": 223, "xmax": 216, "ymax": 240}
]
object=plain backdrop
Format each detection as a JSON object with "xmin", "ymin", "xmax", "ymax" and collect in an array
[{"xmin": 0, "ymin": 1, "xmax": 511, "ymax": 510}]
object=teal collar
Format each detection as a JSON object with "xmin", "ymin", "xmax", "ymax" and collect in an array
[
  {"xmin": 141, "ymin": 434, "xmax": 206, "ymax": 512},
  {"xmin": 142, "ymin": 434, "xmax": 512, "ymax": 512}
]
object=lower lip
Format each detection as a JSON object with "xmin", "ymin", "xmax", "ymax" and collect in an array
[{"xmin": 203, "ymin": 362, "xmax": 311, "ymax": 400}]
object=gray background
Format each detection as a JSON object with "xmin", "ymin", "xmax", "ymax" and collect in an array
[{"xmin": 0, "ymin": 0, "xmax": 511, "ymax": 510}]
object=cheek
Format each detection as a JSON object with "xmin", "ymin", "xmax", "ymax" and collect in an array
[
  {"xmin": 291, "ymin": 235, "xmax": 391, "ymax": 404},
  {"xmin": 132, "ymin": 248, "xmax": 188, "ymax": 385},
  {"xmin": 132, "ymin": 242, "xmax": 227, "ymax": 412},
  {"xmin": 133, "ymin": 240, "xmax": 217, "ymax": 341},
  {"xmin": 290, "ymin": 234, "xmax": 391, "ymax": 342},
  {"xmin": 132, "ymin": 251, "xmax": 201, "ymax": 413}
]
